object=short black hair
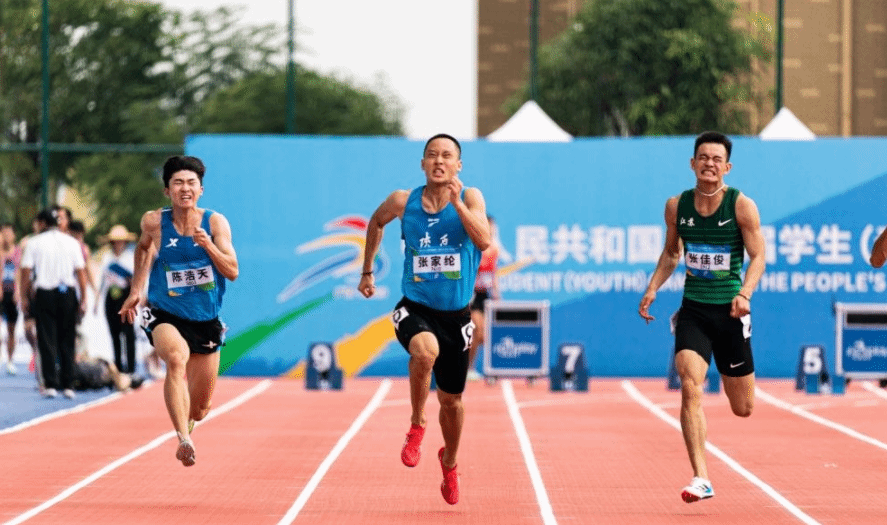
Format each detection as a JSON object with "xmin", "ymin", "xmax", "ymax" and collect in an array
[
  {"xmin": 36, "ymin": 208, "xmax": 57, "ymax": 227},
  {"xmin": 162, "ymin": 156, "xmax": 206, "ymax": 188},
  {"xmin": 69, "ymin": 220, "xmax": 85, "ymax": 234},
  {"xmin": 694, "ymin": 131, "xmax": 732, "ymax": 160},
  {"xmin": 423, "ymin": 133, "xmax": 461, "ymax": 158}
]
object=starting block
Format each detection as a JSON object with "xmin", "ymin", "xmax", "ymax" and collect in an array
[
  {"xmin": 305, "ymin": 342, "xmax": 343, "ymax": 390},
  {"xmin": 550, "ymin": 343, "xmax": 589, "ymax": 392},
  {"xmin": 666, "ymin": 351, "xmax": 720, "ymax": 393}
]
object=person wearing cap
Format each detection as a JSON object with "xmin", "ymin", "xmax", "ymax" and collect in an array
[
  {"xmin": 119, "ymin": 155, "xmax": 238, "ymax": 468},
  {"xmin": 19, "ymin": 209, "xmax": 89, "ymax": 399},
  {"xmin": 96, "ymin": 225, "xmax": 137, "ymax": 374}
]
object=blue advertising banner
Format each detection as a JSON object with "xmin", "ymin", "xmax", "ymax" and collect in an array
[
  {"xmin": 188, "ymin": 135, "xmax": 887, "ymax": 379},
  {"xmin": 838, "ymin": 329, "xmax": 887, "ymax": 376}
]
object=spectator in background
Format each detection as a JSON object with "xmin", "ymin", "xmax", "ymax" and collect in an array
[
  {"xmin": 73, "ymin": 351, "xmax": 145, "ymax": 392},
  {"xmin": 16, "ymin": 218, "xmax": 42, "ymax": 385},
  {"xmin": 1, "ymin": 223, "xmax": 21, "ymax": 375},
  {"xmin": 53, "ymin": 205, "xmax": 72, "ymax": 234},
  {"xmin": 467, "ymin": 215, "xmax": 500, "ymax": 381},
  {"xmin": 68, "ymin": 220, "xmax": 98, "ymax": 299},
  {"xmin": 96, "ymin": 225, "xmax": 137, "ymax": 374},
  {"xmin": 19, "ymin": 209, "xmax": 88, "ymax": 399}
]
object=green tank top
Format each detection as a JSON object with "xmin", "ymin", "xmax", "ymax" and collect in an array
[{"xmin": 676, "ymin": 187, "xmax": 744, "ymax": 304}]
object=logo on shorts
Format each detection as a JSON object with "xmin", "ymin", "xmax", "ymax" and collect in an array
[
  {"xmin": 202, "ymin": 341, "xmax": 218, "ymax": 350},
  {"xmin": 729, "ymin": 361, "xmax": 744, "ymax": 368}
]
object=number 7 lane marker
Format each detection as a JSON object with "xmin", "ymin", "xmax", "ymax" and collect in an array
[
  {"xmin": 3, "ymin": 380, "xmax": 273, "ymax": 525},
  {"xmin": 622, "ymin": 380, "xmax": 820, "ymax": 525}
]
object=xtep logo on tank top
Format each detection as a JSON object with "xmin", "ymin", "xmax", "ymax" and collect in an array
[{"xmin": 276, "ymin": 216, "xmax": 390, "ymax": 303}]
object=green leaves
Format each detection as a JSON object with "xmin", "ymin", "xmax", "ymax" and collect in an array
[{"xmin": 508, "ymin": 0, "xmax": 771, "ymax": 137}]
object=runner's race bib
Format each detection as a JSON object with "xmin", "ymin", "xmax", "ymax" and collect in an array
[
  {"xmin": 684, "ymin": 242, "xmax": 730, "ymax": 279},
  {"xmin": 412, "ymin": 246, "xmax": 461, "ymax": 280}
]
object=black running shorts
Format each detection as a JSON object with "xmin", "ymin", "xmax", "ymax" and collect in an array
[
  {"xmin": 674, "ymin": 297, "xmax": 754, "ymax": 377},
  {"xmin": 392, "ymin": 297, "xmax": 474, "ymax": 395},
  {"xmin": 141, "ymin": 306, "xmax": 226, "ymax": 355}
]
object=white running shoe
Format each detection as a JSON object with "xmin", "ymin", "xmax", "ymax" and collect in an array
[
  {"xmin": 6, "ymin": 362, "xmax": 17, "ymax": 375},
  {"xmin": 63, "ymin": 389, "xmax": 76, "ymax": 399},
  {"xmin": 176, "ymin": 439, "xmax": 196, "ymax": 467},
  {"xmin": 681, "ymin": 477, "xmax": 714, "ymax": 503},
  {"xmin": 43, "ymin": 388, "xmax": 58, "ymax": 399}
]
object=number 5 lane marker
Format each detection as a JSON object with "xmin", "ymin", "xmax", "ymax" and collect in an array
[{"xmin": 622, "ymin": 380, "xmax": 820, "ymax": 525}]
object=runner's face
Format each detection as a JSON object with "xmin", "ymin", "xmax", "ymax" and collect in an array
[
  {"xmin": 690, "ymin": 143, "xmax": 731, "ymax": 185},
  {"xmin": 421, "ymin": 138, "xmax": 462, "ymax": 184},
  {"xmin": 165, "ymin": 170, "xmax": 203, "ymax": 207}
]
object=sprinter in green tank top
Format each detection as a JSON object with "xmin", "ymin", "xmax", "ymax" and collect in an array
[{"xmin": 638, "ymin": 131, "xmax": 766, "ymax": 504}]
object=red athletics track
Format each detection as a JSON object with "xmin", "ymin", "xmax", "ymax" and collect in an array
[{"xmin": 3, "ymin": 377, "xmax": 887, "ymax": 524}]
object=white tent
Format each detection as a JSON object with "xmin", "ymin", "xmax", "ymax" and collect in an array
[
  {"xmin": 486, "ymin": 100, "xmax": 572, "ymax": 142},
  {"xmin": 759, "ymin": 107, "xmax": 816, "ymax": 141}
]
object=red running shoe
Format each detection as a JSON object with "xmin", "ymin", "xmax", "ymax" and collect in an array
[
  {"xmin": 438, "ymin": 447, "xmax": 459, "ymax": 505},
  {"xmin": 401, "ymin": 424, "xmax": 425, "ymax": 467}
]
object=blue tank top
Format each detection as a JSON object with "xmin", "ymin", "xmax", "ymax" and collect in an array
[
  {"xmin": 400, "ymin": 186, "xmax": 481, "ymax": 310},
  {"xmin": 148, "ymin": 208, "xmax": 226, "ymax": 321}
]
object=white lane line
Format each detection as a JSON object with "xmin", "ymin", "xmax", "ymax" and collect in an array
[
  {"xmin": 501, "ymin": 380, "xmax": 557, "ymax": 525},
  {"xmin": 756, "ymin": 386, "xmax": 887, "ymax": 453},
  {"xmin": 3, "ymin": 379, "xmax": 272, "ymax": 525},
  {"xmin": 277, "ymin": 378, "xmax": 392, "ymax": 525},
  {"xmin": 622, "ymin": 380, "xmax": 820, "ymax": 525},
  {"xmin": 861, "ymin": 381, "xmax": 887, "ymax": 401}
]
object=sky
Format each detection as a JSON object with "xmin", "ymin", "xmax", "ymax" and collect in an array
[{"xmin": 156, "ymin": 0, "xmax": 478, "ymax": 139}]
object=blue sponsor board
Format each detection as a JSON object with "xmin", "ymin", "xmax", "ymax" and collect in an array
[
  {"xmin": 835, "ymin": 303, "xmax": 887, "ymax": 379},
  {"xmin": 484, "ymin": 300, "xmax": 549, "ymax": 378},
  {"xmin": 838, "ymin": 329, "xmax": 887, "ymax": 377},
  {"xmin": 489, "ymin": 326, "xmax": 545, "ymax": 371}
]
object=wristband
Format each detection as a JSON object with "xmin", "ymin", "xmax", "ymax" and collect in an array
[
  {"xmin": 361, "ymin": 271, "xmax": 373, "ymax": 276},
  {"xmin": 737, "ymin": 292, "xmax": 750, "ymax": 301}
]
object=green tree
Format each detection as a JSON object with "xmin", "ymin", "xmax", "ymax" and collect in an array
[
  {"xmin": 68, "ymin": 5, "xmax": 403, "ymax": 244},
  {"xmin": 509, "ymin": 0, "xmax": 771, "ymax": 136},
  {"xmin": 0, "ymin": 0, "xmax": 168, "ymax": 233},
  {"xmin": 191, "ymin": 69, "xmax": 403, "ymax": 135}
]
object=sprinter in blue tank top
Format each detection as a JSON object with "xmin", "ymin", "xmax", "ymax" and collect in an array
[
  {"xmin": 358, "ymin": 133, "xmax": 490, "ymax": 505},
  {"xmin": 119, "ymin": 155, "xmax": 239, "ymax": 468}
]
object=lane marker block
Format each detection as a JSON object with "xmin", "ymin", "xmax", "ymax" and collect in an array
[
  {"xmin": 550, "ymin": 343, "xmax": 588, "ymax": 392},
  {"xmin": 306, "ymin": 342, "xmax": 343, "ymax": 390}
]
